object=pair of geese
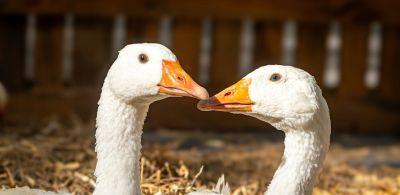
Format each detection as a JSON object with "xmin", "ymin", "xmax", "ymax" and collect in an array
[{"xmin": 3, "ymin": 43, "xmax": 331, "ymax": 195}]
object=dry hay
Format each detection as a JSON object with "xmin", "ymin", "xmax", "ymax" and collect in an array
[{"xmin": 0, "ymin": 118, "xmax": 399, "ymax": 195}]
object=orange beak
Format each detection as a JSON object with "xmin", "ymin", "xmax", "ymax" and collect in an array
[
  {"xmin": 197, "ymin": 79, "xmax": 254, "ymax": 112},
  {"xmin": 158, "ymin": 60, "xmax": 209, "ymax": 100}
]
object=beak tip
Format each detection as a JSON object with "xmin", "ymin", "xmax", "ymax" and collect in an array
[
  {"xmin": 197, "ymin": 96, "xmax": 218, "ymax": 111},
  {"xmin": 195, "ymin": 86, "xmax": 209, "ymax": 100},
  {"xmin": 197, "ymin": 100, "xmax": 208, "ymax": 111}
]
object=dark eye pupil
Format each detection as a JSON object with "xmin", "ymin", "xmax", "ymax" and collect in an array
[
  {"xmin": 271, "ymin": 74, "xmax": 281, "ymax": 81},
  {"xmin": 139, "ymin": 54, "xmax": 148, "ymax": 63}
]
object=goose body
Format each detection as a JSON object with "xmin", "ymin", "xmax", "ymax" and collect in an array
[{"xmin": 197, "ymin": 65, "xmax": 331, "ymax": 195}]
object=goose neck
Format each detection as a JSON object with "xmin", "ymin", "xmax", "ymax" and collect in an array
[
  {"xmin": 265, "ymin": 125, "xmax": 330, "ymax": 195},
  {"xmin": 94, "ymin": 86, "xmax": 149, "ymax": 195}
]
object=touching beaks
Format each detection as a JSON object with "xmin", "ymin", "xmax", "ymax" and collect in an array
[
  {"xmin": 158, "ymin": 60, "xmax": 209, "ymax": 100},
  {"xmin": 197, "ymin": 79, "xmax": 254, "ymax": 112}
]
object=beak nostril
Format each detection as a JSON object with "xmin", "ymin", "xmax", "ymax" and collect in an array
[
  {"xmin": 177, "ymin": 76, "xmax": 186, "ymax": 85},
  {"xmin": 224, "ymin": 91, "xmax": 232, "ymax": 97}
]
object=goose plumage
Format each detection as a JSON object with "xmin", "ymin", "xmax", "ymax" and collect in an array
[
  {"xmin": 189, "ymin": 175, "xmax": 230, "ymax": 195},
  {"xmin": 0, "ymin": 43, "xmax": 208, "ymax": 195},
  {"xmin": 195, "ymin": 65, "xmax": 331, "ymax": 195},
  {"xmin": 94, "ymin": 43, "xmax": 208, "ymax": 195}
]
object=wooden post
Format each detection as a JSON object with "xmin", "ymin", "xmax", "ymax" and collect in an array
[
  {"xmin": 111, "ymin": 14, "xmax": 127, "ymax": 58},
  {"xmin": 198, "ymin": 17, "xmax": 213, "ymax": 85},
  {"xmin": 159, "ymin": 16, "xmax": 172, "ymax": 48},
  {"xmin": 323, "ymin": 21, "xmax": 342, "ymax": 89},
  {"xmin": 62, "ymin": 13, "xmax": 74, "ymax": 84},
  {"xmin": 238, "ymin": 18, "xmax": 255, "ymax": 78},
  {"xmin": 24, "ymin": 14, "xmax": 36, "ymax": 83},
  {"xmin": 364, "ymin": 22, "xmax": 383, "ymax": 90},
  {"xmin": 281, "ymin": 20, "xmax": 297, "ymax": 66}
]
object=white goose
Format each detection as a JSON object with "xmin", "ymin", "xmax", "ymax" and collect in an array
[
  {"xmin": 196, "ymin": 65, "xmax": 331, "ymax": 195},
  {"xmin": 0, "ymin": 43, "xmax": 208, "ymax": 195},
  {"xmin": 94, "ymin": 43, "xmax": 208, "ymax": 195}
]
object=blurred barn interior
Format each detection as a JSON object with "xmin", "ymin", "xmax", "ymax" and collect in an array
[
  {"xmin": 0, "ymin": 0, "xmax": 399, "ymax": 194},
  {"xmin": 0, "ymin": 0, "xmax": 399, "ymax": 132}
]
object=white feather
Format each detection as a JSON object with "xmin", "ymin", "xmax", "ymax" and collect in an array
[{"xmin": 189, "ymin": 175, "xmax": 230, "ymax": 195}]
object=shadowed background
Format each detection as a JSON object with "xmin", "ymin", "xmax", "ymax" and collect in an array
[{"xmin": 0, "ymin": 0, "xmax": 399, "ymax": 132}]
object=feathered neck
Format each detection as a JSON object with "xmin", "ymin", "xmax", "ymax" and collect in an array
[
  {"xmin": 93, "ymin": 81, "xmax": 149, "ymax": 195},
  {"xmin": 265, "ymin": 104, "xmax": 331, "ymax": 195}
]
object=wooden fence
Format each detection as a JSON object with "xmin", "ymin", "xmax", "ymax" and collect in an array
[{"xmin": 0, "ymin": 0, "xmax": 399, "ymax": 132}]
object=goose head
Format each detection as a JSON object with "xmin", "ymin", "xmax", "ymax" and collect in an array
[
  {"xmin": 106, "ymin": 43, "xmax": 208, "ymax": 103},
  {"xmin": 198, "ymin": 65, "xmax": 327, "ymax": 130},
  {"xmin": 198, "ymin": 65, "xmax": 330, "ymax": 195}
]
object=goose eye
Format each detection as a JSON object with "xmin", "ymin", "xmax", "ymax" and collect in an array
[
  {"xmin": 138, "ymin": 53, "xmax": 149, "ymax": 64},
  {"xmin": 270, "ymin": 73, "xmax": 282, "ymax": 82}
]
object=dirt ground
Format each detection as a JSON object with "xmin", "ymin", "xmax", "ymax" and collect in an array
[{"xmin": 0, "ymin": 117, "xmax": 400, "ymax": 195}]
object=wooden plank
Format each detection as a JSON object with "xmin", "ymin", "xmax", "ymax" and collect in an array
[
  {"xmin": 127, "ymin": 18, "xmax": 158, "ymax": 43},
  {"xmin": 34, "ymin": 16, "xmax": 64, "ymax": 93},
  {"xmin": 209, "ymin": 20, "xmax": 240, "ymax": 92},
  {"xmin": 73, "ymin": 16, "xmax": 112, "ymax": 87},
  {"xmin": 2, "ymin": 0, "xmax": 400, "ymax": 24},
  {"xmin": 337, "ymin": 23, "xmax": 369, "ymax": 98},
  {"xmin": 0, "ymin": 15, "xmax": 25, "ymax": 91},
  {"xmin": 170, "ymin": 18, "xmax": 201, "ymax": 79},
  {"xmin": 253, "ymin": 21, "xmax": 282, "ymax": 68},
  {"xmin": 297, "ymin": 22, "xmax": 327, "ymax": 84},
  {"xmin": 379, "ymin": 25, "xmax": 400, "ymax": 101}
]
